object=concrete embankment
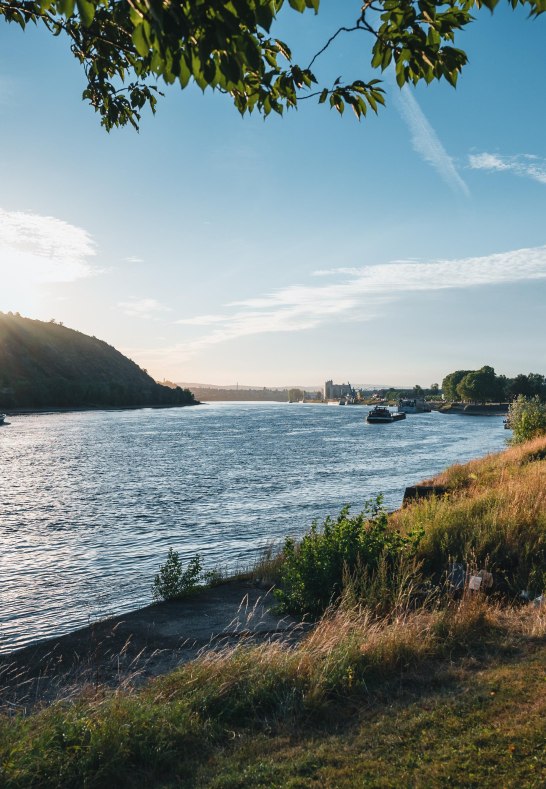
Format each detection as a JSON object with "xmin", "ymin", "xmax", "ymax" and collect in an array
[{"xmin": 439, "ymin": 402, "xmax": 508, "ymax": 415}]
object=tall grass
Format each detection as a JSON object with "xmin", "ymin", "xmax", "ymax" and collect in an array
[
  {"xmin": 393, "ymin": 436, "xmax": 546, "ymax": 596},
  {"xmin": 267, "ymin": 438, "xmax": 545, "ymax": 616},
  {"xmin": 2, "ymin": 598, "xmax": 543, "ymax": 788}
]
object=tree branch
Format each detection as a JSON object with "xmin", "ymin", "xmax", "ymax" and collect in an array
[{"xmin": 306, "ymin": 24, "xmax": 366, "ymax": 71}]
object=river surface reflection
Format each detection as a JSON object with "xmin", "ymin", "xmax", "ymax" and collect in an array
[{"xmin": 0, "ymin": 403, "xmax": 507, "ymax": 652}]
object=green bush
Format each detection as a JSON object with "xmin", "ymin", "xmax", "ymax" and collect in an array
[
  {"xmin": 274, "ymin": 497, "xmax": 423, "ymax": 617},
  {"xmin": 508, "ymin": 395, "xmax": 546, "ymax": 444},
  {"xmin": 152, "ymin": 549, "xmax": 203, "ymax": 601}
]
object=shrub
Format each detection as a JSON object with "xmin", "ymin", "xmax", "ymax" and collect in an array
[
  {"xmin": 274, "ymin": 497, "xmax": 423, "ymax": 617},
  {"xmin": 152, "ymin": 549, "xmax": 203, "ymax": 601},
  {"xmin": 508, "ymin": 394, "xmax": 546, "ymax": 444}
]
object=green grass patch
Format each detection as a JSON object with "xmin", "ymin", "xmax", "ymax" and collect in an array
[
  {"xmin": 197, "ymin": 643, "xmax": 546, "ymax": 788},
  {"xmin": 1, "ymin": 600, "xmax": 544, "ymax": 787}
]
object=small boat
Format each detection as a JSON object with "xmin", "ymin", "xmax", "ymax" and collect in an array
[
  {"xmin": 398, "ymin": 398, "xmax": 431, "ymax": 414},
  {"xmin": 0, "ymin": 414, "xmax": 6, "ymax": 425},
  {"xmin": 366, "ymin": 406, "xmax": 406, "ymax": 424}
]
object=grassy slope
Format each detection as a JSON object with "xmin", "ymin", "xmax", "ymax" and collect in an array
[
  {"xmin": 0, "ymin": 314, "xmax": 153, "ymax": 387},
  {"xmin": 393, "ymin": 436, "xmax": 546, "ymax": 597},
  {"xmin": 199, "ymin": 640, "xmax": 546, "ymax": 788},
  {"xmin": 1, "ymin": 440, "xmax": 545, "ymax": 787}
]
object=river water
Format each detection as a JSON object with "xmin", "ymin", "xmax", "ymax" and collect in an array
[{"xmin": 0, "ymin": 403, "xmax": 507, "ymax": 653}]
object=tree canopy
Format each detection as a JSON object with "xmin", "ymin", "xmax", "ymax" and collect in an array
[
  {"xmin": 442, "ymin": 365, "xmax": 545, "ymax": 404},
  {"xmin": 2, "ymin": 0, "xmax": 545, "ymax": 130},
  {"xmin": 455, "ymin": 365, "xmax": 504, "ymax": 403}
]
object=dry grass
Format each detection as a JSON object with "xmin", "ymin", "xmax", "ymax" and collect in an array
[
  {"xmin": 391, "ymin": 436, "xmax": 546, "ymax": 595},
  {"xmin": 2, "ymin": 597, "xmax": 545, "ymax": 788},
  {"xmin": 427, "ymin": 434, "xmax": 546, "ymax": 493},
  {"xmin": 198, "ymin": 640, "xmax": 546, "ymax": 788}
]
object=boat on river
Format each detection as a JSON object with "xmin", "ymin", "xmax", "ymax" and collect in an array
[
  {"xmin": 366, "ymin": 406, "xmax": 406, "ymax": 424},
  {"xmin": 398, "ymin": 398, "xmax": 431, "ymax": 414}
]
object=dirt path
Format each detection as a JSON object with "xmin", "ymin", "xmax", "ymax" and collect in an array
[{"xmin": 0, "ymin": 582, "xmax": 306, "ymax": 712}]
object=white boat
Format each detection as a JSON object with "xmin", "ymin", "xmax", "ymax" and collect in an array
[
  {"xmin": 366, "ymin": 406, "xmax": 406, "ymax": 424},
  {"xmin": 398, "ymin": 398, "xmax": 431, "ymax": 414}
]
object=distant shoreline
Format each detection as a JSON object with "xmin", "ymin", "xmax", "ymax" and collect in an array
[{"xmin": 3, "ymin": 402, "xmax": 202, "ymax": 416}]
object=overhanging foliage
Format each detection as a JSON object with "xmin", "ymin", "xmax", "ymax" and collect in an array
[{"xmin": 1, "ymin": 0, "xmax": 545, "ymax": 129}]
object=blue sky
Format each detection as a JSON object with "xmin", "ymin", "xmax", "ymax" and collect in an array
[{"xmin": 1, "ymin": 2, "xmax": 545, "ymax": 386}]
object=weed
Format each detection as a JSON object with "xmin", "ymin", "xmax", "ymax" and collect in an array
[
  {"xmin": 152, "ymin": 549, "xmax": 203, "ymax": 602},
  {"xmin": 274, "ymin": 497, "xmax": 424, "ymax": 617}
]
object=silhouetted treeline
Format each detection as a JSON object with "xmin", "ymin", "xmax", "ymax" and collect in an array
[
  {"xmin": 188, "ymin": 387, "xmax": 289, "ymax": 402},
  {"xmin": 0, "ymin": 313, "xmax": 196, "ymax": 409}
]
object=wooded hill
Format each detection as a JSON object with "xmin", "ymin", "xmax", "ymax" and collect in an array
[{"xmin": 0, "ymin": 313, "xmax": 196, "ymax": 409}]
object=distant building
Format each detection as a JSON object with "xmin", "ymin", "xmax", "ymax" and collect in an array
[{"xmin": 324, "ymin": 380, "xmax": 354, "ymax": 400}]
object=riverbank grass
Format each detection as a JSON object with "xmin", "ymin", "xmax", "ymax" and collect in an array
[
  {"xmin": 393, "ymin": 435, "xmax": 546, "ymax": 598},
  {"xmin": 1, "ymin": 600, "xmax": 545, "ymax": 787}
]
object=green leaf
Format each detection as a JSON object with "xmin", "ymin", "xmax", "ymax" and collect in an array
[
  {"xmin": 57, "ymin": 0, "xmax": 76, "ymax": 18},
  {"xmin": 76, "ymin": 0, "xmax": 94, "ymax": 27},
  {"xmin": 275, "ymin": 39, "xmax": 292, "ymax": 61},
  {"xmin": 288, "ymin": 0, "xmax": 306, "ymax": 11},
  {"xmin": 371, "ymin": 45, "xmax": 383, "ymax": 69},
  {"xmin": 255, "ymin": 3, "xmax": 274, "ymax": 30},
  {"xmin": 132, "ymin": 25, "xmax": 149, "ymax": 58}
]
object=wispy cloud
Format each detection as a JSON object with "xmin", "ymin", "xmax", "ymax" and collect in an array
[
  {"xmin": 118, "ymin": 298, "xmax": 172, "ymax": 319},
  {"xmin": 0, "ymin": 207, "xmax": 96, "ymax": 282},
  {"xmin": 176, "ymin": 314, "xmax": 229, "ymax": 326},
  {"xmin": 125, "ymin": 255, "xmax": 144, "ymax": 264},
  {"xmin": 468, "ymin": 152, "xmax": 546, "ymax": 185},
  {"xmin": 312, "ymin": 267, "xmax": 361, "ymax": 277},
  {"xmin": 396, "ymin": 87, "xmax": 469, "ymax": 197},
  {"xmin": 165, "ymin": 244, "xmax": 546, "ymax": 360}
]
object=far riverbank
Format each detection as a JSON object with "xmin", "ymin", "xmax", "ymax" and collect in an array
[
  {"xmin": 3, "ymin": 402, "xmax": 202, "ymax": 416},
  {"xmin": 439, "ymin": 402, "xmax": 509, "ymax": 415}
]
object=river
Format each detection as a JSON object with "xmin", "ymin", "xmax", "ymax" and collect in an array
[{"xmin": 0, "ymin": 402, "xmax": 507, "ymax": 653}]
